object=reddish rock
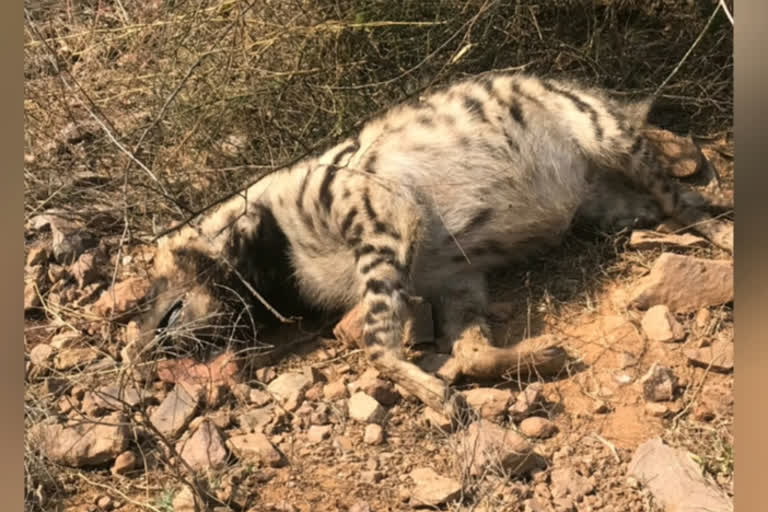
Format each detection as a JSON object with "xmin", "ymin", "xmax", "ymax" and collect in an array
[
  {"xmin": 409, "ymin": 467, "xmax": 462, "ymax": 507},
  {"xmin": 30, "ymin": 413, "xmax": 129, "ymax": 467},
  {"xmin": 461, "ymin": 387, "xmax": 513, "ymax": 419},
  {"xmin": 456, "ymin": 420, "xmax": 536, "ymax": 477},
  {"xmin": 180, "ymin": 419, "xmax": 228, "ymax": 471},
  {"xmin": 91, "ymin": 277, "xmax": 151, "ymax": 318},
  {"xmin": 227, "ymin": 432, "xmax": 284, "ymax": 467},
  {"xmin": 684, "ymin": 338, "xmax": 734, "ymax": 373},
  {"xmin": 519, "ymin": 417, "xmax": 558, "ymax": 439},
  {"xmin": 630, "ymin": 254, "xmax": 733, "ymax": 313}
]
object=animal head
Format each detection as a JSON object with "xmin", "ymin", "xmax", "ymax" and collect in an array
[{"xmin": 136, "ymin": 205, "xmax": 305, "ymax": 357}]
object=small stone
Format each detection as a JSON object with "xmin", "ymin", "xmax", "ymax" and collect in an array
[
  {"xmin": 509, "ymin": 382, "xmax": 544, "ymax": 420},
  {"xmin": 303, "ymin": 366, "xmax": 325, "ymax": 385},
  {"xmin": 421, "ymin": 407, "xmax": 453, "ymax": 432},
  {"xmin": 249, "ymin": 388, "xmax": 272, "ymax": 407},
  {"xmin": 409, "ymin": 467, "xmax": 462, "ymax": 507},
  {"xmin": 227, "ymin": 433, "xmax": 284, "ymax": 467},
  {"xmin": 348, "ymin": 392, "xmax": 387, "ymax": 424},
  {"xmin": 363, "ymin": 424, "xmax": 384, "ymax": 445},
  {"xmin": 630, "ymin": 254, "xmax": 733, "ymax": 313},
  {"xmin": 180, "ymin": 420, "xmax": 228, "ymax": 471},
  {"xmin": 111, "ymin": 451, "xmax": 138, "ymax": 476},
  {"xmin": 694, "ymin": 308, "xmax": 712, "ymax": 334},
  {"xmin": 238, "ymin": 406, "xmax": 274, "ymax": 434},
  {"xmin": 628, "ymin": 438, "xmax": 732, "ymax": 512},
  {"xmin": 149, "ymin": 384, "xmax": 201, "ymax": 439},
  {"xmin": 519, "ymin": 417, "xmax": 558, "ymax": 439},
  {"xmin": 323, "ymin": 378, "xmax": 349, "ymax": 400},
  {"xmin": 95, "ymin": 496, "xmax": 112, "ymax": 510},
  {"xmin": 645, "ymin": 402, "xmax": 670, "ymax": 417},
  {"xmin": 684, "ymin": 338, "xmax": 734, "ymax": 373},
  {"xmin": 307, "ymin": 425, "xmax": 333, "ymax": 444},
  {"xmin": 266, "ymin": 372, "xmax": 311, "ymax": 403},
  {"xmin": 283, "ymin": 389, "xmax": 304, "ymax": 412},
  {"xmin": 641, "ymin": 305, "xmax": 686, "ymax": 343},
  {"xmin": 91, "ymin": 384, "xmax": 145, "ymax": 410},
  {"xmin": 172, "ymin": 485, "xmax": 198, "ymax": 512},
  {"xmin": 456, "ymin": 420, "xmax": 537, "ymax": 477},
  {"xmin": 462, "ymin": 388, "xmax": 513, "ymax": 419},
  {"xmin": 29, "ymin": 343, "xmax": 54, "ymax": 367},
  {"xmin": 640, "ymin": 363, "xmax": 678, "ymax": 402}
]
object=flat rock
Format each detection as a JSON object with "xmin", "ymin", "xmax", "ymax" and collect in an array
[
  {"xmin": 307, "ymin": 424, "xmax": 333, "ymax": 444},
  {"xmin": 348, "ymin": 392, "xmax": 386, "ymax": 424},
  {"xmin": 640, "ymin": 363, "xmax": 678, "ymax": 402},
  {"xmin": 519, "ymin": 417, "xmax": 558, "ymax": 439},
  {"xmin": 180, "ymin": 419, "xmax": 228, "ymax": 471},
  {"xmin": 461, "ymin": 388, "xmax": 513, "ymax": 419},
  {"xmin": 92, "ymin": 384, "xmax": 147, "ymax": 410},
  {"xmin": 641, "ymin": 305, "xmax": 686, "ymax": 343},
  {"xmin": 266, "ymin": 372, "xmax": 312, "ymax": 403},
  {"xmin": 150, "ymin": 384, "xmax": 201, "ymax": 439},
  {"xmin": 238, "ymin": 406, "xmax": 275, "ymax": 434},
  {"xmin": 323, "ymin": 378, "xmax": 349, "ymax": 401},
  {"xmin": 684, "ymin": 338, "xmax": 734, "ymax": 373},
  {"xmin": 249, "ymin": 388, "xmax": 272, "ymax": 407},
  {"xmin": 628, "ymin": 438, "xmax": 732, "ymax": 512},
  {"xmin": 30, "ymin": 413, "xmax": 129, "ymax": 467},
  {"xmin": 227, "ymin": 432, "xmax": 284, "ymax": 467},
  {"xmin": 630, "ymin": 253, "xmax": 733, "ymax": 313},
  {"xmin": 629, "ymin": 230, "xmax": 706, "ymax": 250},
  {"xmin": 644, "ymin": 129, "xmax": 705, "ymax": 178},
  {"xmin": 409, "ymin": 467, "xmax": 462, "ymax": 507},
  {"xmin": 456, "ymin": 420, "xmax": 537, "ymax": 477}
]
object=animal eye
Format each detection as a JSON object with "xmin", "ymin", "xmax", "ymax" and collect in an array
[{"xmin": 157, "ymin": 300, "xmax": 183, "ymax": 332}]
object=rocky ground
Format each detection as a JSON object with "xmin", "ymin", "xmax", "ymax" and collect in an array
[{"xmin": 24, "ymin": 136, "xmax": 734, "ymax": 512}]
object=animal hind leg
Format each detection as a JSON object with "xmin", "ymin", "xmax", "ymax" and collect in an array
[{"xmin": 432, "ymin": 272, "xmax": 568, "ymax": 384}]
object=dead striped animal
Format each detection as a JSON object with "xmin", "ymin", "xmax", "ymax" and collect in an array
[{"xmin": 131, "ymin": 71, "xmax": 731, "ymax": 416}]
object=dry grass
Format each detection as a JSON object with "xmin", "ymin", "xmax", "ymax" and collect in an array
[{"xmin": 24, "ymin": 0, "xmax": 733, "ymax": 510}]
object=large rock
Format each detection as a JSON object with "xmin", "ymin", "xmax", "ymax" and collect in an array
[
  {"xmin": 630, "ymin": 254, "xmax": 733, "ymax": 313},
  {"xmin": 456, "ymin": 420, "xmax": 537, "ymax": 477},
  {"xmin": 409, "ymin": 467, "xmax": 462, "ymax": 507},
  {"xmin": 628, "ymin": 438, "xmax": 732, "ymax": 512},
  {"xmin": 30, "ymin": 413, "xmax": 129, "ymax": 467}
]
